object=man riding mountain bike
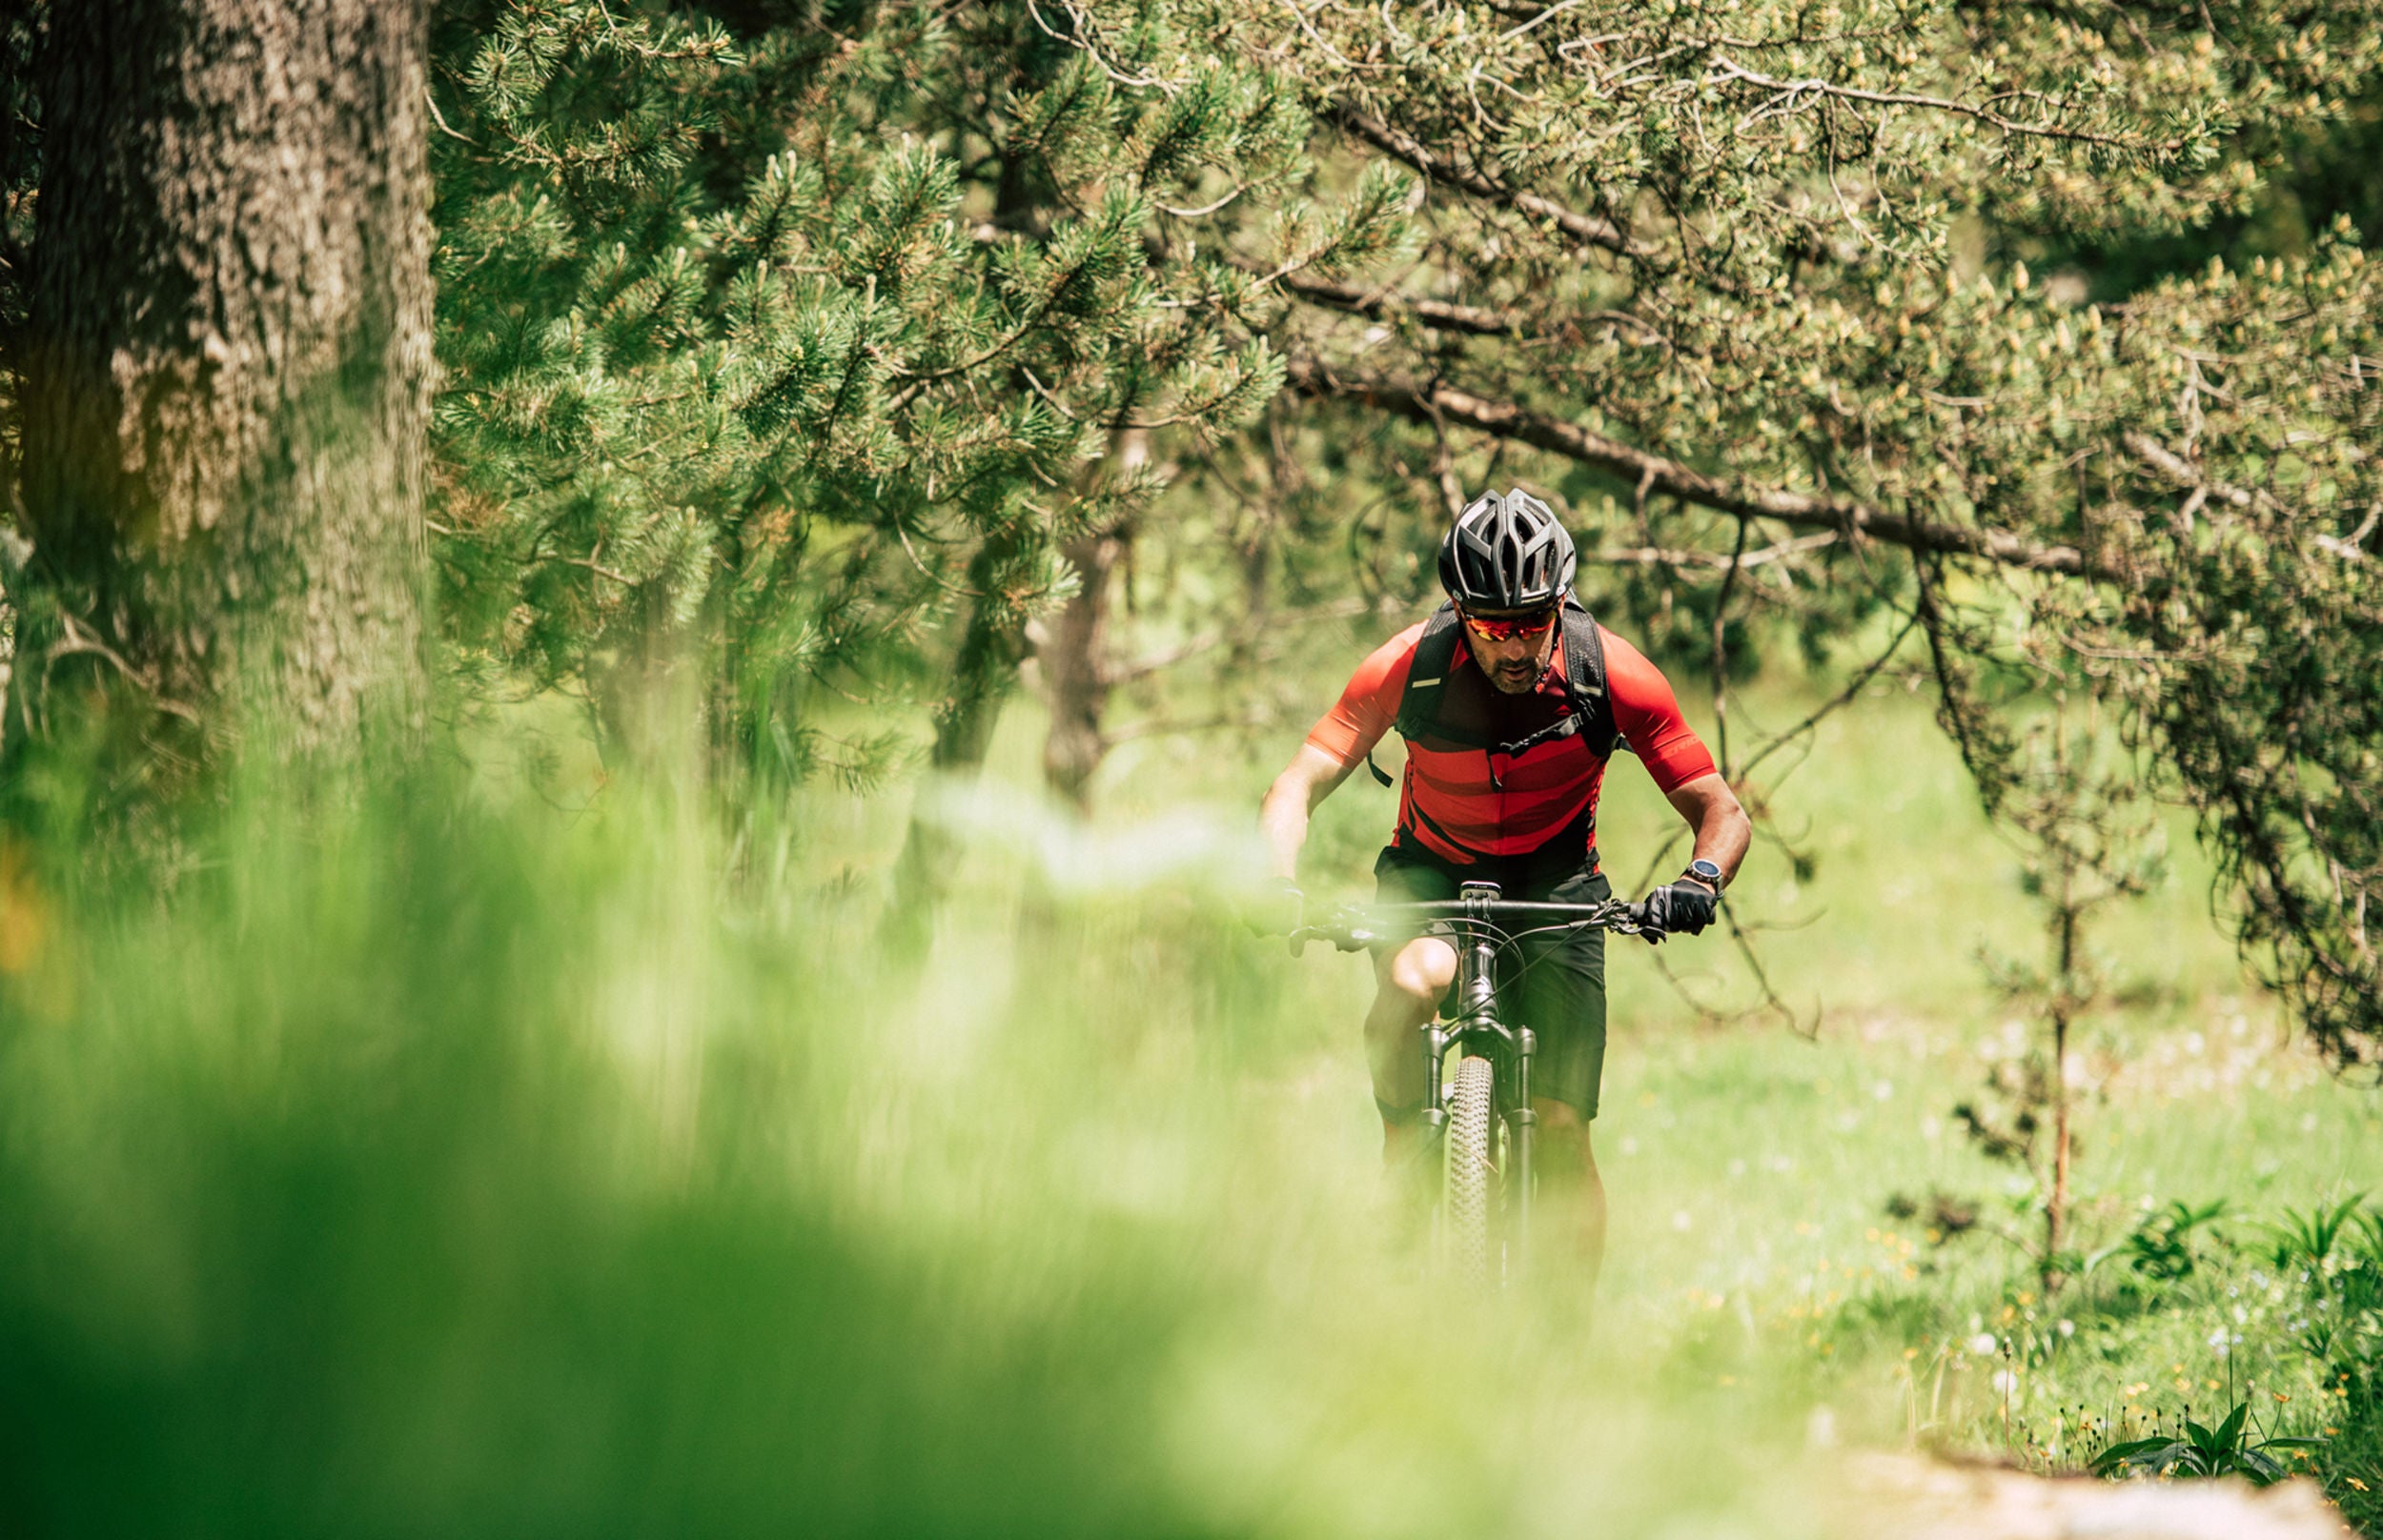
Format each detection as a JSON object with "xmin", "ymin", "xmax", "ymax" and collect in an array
[{"xmin": 1258, "ymin": 488, "xmax": 1751, "ymax": 1282}]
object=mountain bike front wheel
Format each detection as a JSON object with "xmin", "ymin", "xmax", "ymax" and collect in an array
[{"xmin": 1442, "ymin": 1054, "xmax": 1497, "ymax": 1283}]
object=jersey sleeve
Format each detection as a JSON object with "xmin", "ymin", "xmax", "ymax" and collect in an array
[
  {"xmin": 1599, "ymin": 626, "xmax": 1718, "ymax": 795},
  {"xmin": 1302, "ymin": 622, "xmax": 1426, "ymax": 768}
]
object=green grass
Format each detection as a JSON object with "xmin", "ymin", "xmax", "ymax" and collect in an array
[{"xmin": 0, "ymin": 653, "xmax": 2374, "ymax": 1534}]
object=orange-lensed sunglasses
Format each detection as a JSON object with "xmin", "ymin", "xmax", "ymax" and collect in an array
[{"xmin": 1459, "ymin": 606, "xmax": 1559, "ymax": 642}]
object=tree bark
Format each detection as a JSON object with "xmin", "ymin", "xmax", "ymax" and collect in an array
[
  {"xmin": 1037, "ymin": 427, "xmax": 1147, "ymax": 812},
  {"xmin": 1038, "ymin": 526, "xmax": 1125, "ymax": 813},
  {"xmin": 10, "ymin": 0, "xmax": 431, "ymax": 774},
  {"xmin": 2043, "ymin": 899, "xmax": 2078, "ymax": 1295}
]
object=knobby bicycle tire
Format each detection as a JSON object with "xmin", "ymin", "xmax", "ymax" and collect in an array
[{"xmin": 1442, "ymin": 1054, "xmax": 1497, "ymax": 1283}]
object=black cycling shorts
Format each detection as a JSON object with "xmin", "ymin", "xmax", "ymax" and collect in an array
[{"xmin": 1372, "ymin": 845, "xmax": 1611, "ymax": 1119}]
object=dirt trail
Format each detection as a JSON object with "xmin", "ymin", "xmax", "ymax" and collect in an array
[{"xmin": 1839, "ymin": 1453, "xmax": 2352, "ymax": 1539}]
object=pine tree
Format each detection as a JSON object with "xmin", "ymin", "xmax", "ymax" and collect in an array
[
  {"xmin": 425, "ymin": 2, "xmax": 1361, "ymax": 777},
  {"xmin": 422, "ymin": 0, "xmax": 1418, "ymax": 939}
]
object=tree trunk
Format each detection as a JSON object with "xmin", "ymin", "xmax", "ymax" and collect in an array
[
  {"xmin": 1038, "ymin": 526, "xmax": 1125, "ymax": 812},
  {"xmin": 883, "ymin": 527, "xmax": 1034, "ymax": 952},
  {"xmin": 885, "ymin": 414, "xmax": 1157, "ymax": 946},
  {"xmin": 10, "ymin": 0, "xmax": 431, "ymax": 780},
  {"xmin": 923, "ymin": 532, "xmax": 1037, "ymax": 779},
  {"xmin": 1037, "ymin": 428, "xmax": 1147, "ymax": 812},
  {"xmin": 2045, "ymin": 1003, "xmax": 2071, "ymax": 1289},
  {"xmin": 2043, "ymin": 899, "xmax": 2078, "ymax": 1294}
]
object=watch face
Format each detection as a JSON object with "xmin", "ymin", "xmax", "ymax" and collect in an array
[{"xmin": 1688, "ymin": 859, "xmax": 1723, "ymax": 883}]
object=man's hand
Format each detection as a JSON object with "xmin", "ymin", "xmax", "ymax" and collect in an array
[
  {"xmin": 1244, "ymin": 877, "xmax": 1304, "ymax": 938},
  {"xmin": 1641, "ymin": 878, "xmax": 1719, "ymax": 941}
]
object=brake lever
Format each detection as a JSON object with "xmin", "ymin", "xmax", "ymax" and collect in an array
[{"xmin": 1287, "ymin": 916, "xmax": 1374, "ymax": 956}]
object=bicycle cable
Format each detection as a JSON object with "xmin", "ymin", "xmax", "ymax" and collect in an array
[{"xmin": 1483, "ymin": 919, "xmax": 1615, "ymax": 991}]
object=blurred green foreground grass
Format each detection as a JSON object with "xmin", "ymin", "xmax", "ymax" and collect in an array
[
  {"xmin": 0, "ymin": 753, "xmax": 1838, "ymax": 1538},
  {"xmin": 0, "ymin": 671, "xmax": 2373, "ymax": 1536}
]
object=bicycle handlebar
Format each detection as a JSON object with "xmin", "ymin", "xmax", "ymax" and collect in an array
[
  {"xmin": 1288, "ymin": 896, "xmax": 1655, "ymax": 955},
  {"xmin": 1340, "ymin": 899, "xmax": 1649, "ymax": 920}
]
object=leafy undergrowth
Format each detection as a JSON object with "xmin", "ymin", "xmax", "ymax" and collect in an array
[{"xmin": 1571, "ymin": 1003, "xmax": 2381, "ymax": 1530}]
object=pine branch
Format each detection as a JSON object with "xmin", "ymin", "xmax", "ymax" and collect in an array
[
  {"xmin": 1330, "ymin": 106, "xmax": 1660, "ymax": 267},
  {"xmin": 1285, "ymin": 356, "xmax": 2112, "ymax": 579},
  {"xmin": 1100, "ymin": 629, "xmax": 1223, "ymax": 685},
  {"xmin": 1266, "ymin": 265, "xmax": 1675, "ymax": 348},
  {"xmin": 1272, "ymin": 268, "xmax": 1522, "ymax": 335},
  {"xmin": 1705, "ymin": 57, "xmax": 2191, "ymax": 155},
  {"xmin": 1586, "ymin": 532, "xmax": 1840, "ymax": 572},
  {"xmin": 2124, "ymin": 429, "xmax": 2255, "ymax": 508}
]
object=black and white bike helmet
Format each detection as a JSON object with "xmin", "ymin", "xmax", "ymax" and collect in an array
[{"xmin": 1437, "ymin": 487, "xmax": 1577, "ymax": 611}]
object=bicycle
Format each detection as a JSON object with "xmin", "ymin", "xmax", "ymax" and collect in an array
[{"xmin": 1292, "ymin": 881, "xmax": 1660, "ymax": 1284}]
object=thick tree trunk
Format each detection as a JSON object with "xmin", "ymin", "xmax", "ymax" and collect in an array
[{"xmin": 10, "ymin": 0, "xmax": 431, "ymax": 774}]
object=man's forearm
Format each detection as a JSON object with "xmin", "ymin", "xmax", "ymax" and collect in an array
[
  {"xmin": 1692, "ymin": 808, "xmax": 1752, "ymax": 886},
  {"xmin": 1259, "ymin": 744, "xmax": 1355, "ymax": 881},
  {"xmin": 1257, "ymin": 780, "xmax": 1310, "ymax": 881},
  {"xmin": 1664, "ymin": 772, "xmax": 1752, "ymax": 887}
]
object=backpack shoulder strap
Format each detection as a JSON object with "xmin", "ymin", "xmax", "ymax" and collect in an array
[
  {"xmin": 1364, "ymin": 604, "xmax": 1462, "ymax": 786},
  {"xmin": 1394, "ymin": 602, "xmax": 1463, "ymax": 742},
  {"xmin": 1560, "ymin": 599, "xmax": 1620, "ymax": 757}
]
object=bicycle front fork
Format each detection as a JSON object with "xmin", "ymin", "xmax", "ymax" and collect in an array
[
  {"xmin": 1511, "ymin": 1025, "xmax": 1536, "ymax": 1277},
  {"xmin": 1419, "ymin": 1023, "xmax": 1450, "ymax": 1149}
]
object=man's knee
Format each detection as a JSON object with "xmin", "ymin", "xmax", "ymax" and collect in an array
[
  {"xmin": 1529, "ymin": 1098, "xmax": 1598, "ymax": 1175},
  {"xmin": 1381, "ymin": 938, "xmax": 1456, "ymax": 1006},
  {"xmin": 1534, "ymin": 1098, "xmax": 1587, "ymax": 1132}
]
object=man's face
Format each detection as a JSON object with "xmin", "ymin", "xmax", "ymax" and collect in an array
[{"xmin": 1460, "ymin": 604, "xmax": 1561, "ymax": 695}]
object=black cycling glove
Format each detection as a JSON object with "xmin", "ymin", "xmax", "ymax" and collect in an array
[{"xmin": 1642, "ymin": 879, "xmax": 1719, "ymax": 940}]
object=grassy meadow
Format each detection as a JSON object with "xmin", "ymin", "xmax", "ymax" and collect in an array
[{"xmin": 0, "ymin": 634, "xmax": 2375, "ymax": 1536}]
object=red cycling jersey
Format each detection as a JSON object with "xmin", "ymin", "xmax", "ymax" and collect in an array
[{"xmin": 1303, "ymin": 620, "xmax": 1717, "ymax": 865}]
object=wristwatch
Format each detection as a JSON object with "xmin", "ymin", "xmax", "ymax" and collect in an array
[{"xmin": 1682, "ymin": 858, "xmax": 1724, "ymax": 890}]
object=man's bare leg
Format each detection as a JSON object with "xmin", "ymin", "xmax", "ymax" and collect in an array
[
  {"xmin": 1530, "ymin": 1098, "xmax": 1605, "ymax": 1288},
  {"xmin": 1366, "ymin": 936, "xmax": 1455, "ymax": 1165}
]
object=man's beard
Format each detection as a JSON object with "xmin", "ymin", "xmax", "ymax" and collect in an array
[{"xmin": 1490, "ymin": 659, "xmax": 1541, "ymax": 694}]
